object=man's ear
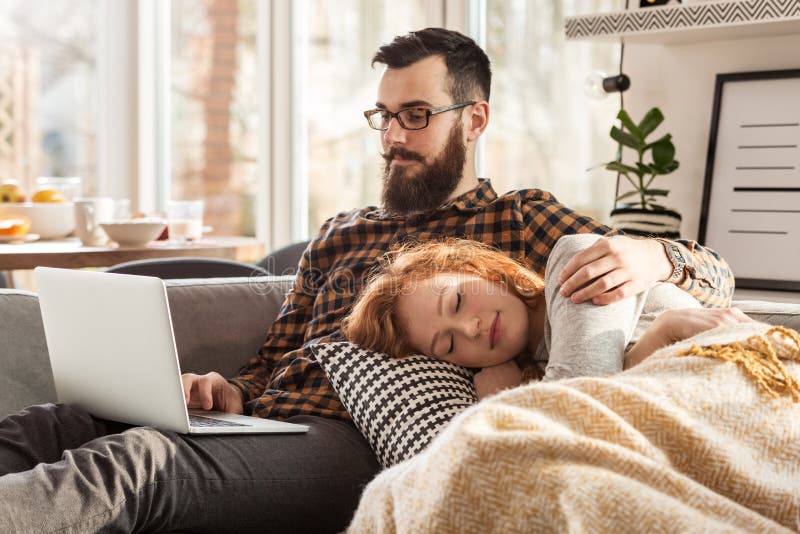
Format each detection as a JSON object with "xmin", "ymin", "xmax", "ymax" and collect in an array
[{"xmin": 465, "ymin": 101, "xmax": 489, "ymax": 143}]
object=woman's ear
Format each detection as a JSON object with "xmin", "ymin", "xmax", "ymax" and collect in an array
[{"xmin": 465, "ymin": 101, "xmax": 489, "ymax": 143}]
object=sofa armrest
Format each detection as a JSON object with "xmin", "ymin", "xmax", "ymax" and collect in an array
[
  {"xmin": 733, "ymin": 299, "xmax": 800, "ymax": 331},
  {"xmin": 0, "ymin": 289, "xmax": 55, "ymax": 417},
  {"xmin": 165, "ymin": 276, "xmax": 294, "ymax": 377}
]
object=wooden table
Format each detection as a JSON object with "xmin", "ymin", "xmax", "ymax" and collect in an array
[{"xmin": 0, "ymin": 236, "xmax": 265, "ymax": 271}]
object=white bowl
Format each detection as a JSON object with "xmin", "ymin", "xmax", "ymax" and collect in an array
[
  {"xmin": 101, "ymin": 220, "xmax": 166, "ymax": 246},
  {"xmin": 0, "ymin": 202, "xmax": 75, "ymax": 239}
]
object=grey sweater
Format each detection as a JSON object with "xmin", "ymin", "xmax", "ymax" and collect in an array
[{"xmin": 531, "ymin": 234, "xmax": 702, "ymax": 381}]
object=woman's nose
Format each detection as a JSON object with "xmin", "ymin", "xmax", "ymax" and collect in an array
[{"xmin": 458, "ymin": 317, "xmax": 481, "ymax": 339}]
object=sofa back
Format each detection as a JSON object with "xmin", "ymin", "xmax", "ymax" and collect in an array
[{"xmin": 0, "ymin": 276, "xmax": 293, "ymax": 417}]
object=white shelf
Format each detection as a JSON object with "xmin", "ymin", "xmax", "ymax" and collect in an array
[{"xmin": 565, "ymin": 0, "xmax": 800, "ymax": 45}]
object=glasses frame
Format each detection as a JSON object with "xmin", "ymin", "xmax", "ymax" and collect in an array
[{"xmin": 363, "ymin": 101, "xmax": 476, "ymax": 131}]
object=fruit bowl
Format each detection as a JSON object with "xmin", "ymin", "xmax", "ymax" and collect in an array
[
  {"xmin": 0, "ymin": 203, "xmax": 75, "ymax": 239},
  {"xmin": 101, "ymin": 220, "xmax": 166, "ymax": 246}
]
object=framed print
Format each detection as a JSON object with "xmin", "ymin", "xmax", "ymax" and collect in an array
[{"xmin": 699, "ymin": 69, "xmax": 800, "ymax": 291}]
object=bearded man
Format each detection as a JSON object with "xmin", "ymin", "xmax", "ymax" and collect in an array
[{"xmin": 0, "ymin": 28, "xmax": 733, "ymax": 533}]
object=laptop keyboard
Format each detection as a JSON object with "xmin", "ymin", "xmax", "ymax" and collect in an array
[{"xmin": 189, "ymin": 414, "xmax": 250, "ymax": 428}]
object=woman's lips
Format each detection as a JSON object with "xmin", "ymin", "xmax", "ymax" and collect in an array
[{"xmin": 489, "ymin": 312, "xmax": 500, "ymax": 349}]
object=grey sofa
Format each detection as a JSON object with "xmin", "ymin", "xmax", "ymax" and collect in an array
[{"xmin": 2, "ymin": 276, "xmax": 800, "ymax": 532}]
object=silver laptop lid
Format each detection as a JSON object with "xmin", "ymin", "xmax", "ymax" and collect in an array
[{"xmin": 35, "ymin": 267, "xmax": 190, "ymax": 433}]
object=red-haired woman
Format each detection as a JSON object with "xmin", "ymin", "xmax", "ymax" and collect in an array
[{"xmin": 344, "ymin": 234, "xmax": 751, "ymax": 399}]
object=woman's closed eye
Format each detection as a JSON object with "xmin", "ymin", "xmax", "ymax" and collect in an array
[{"xmin": 446, "ymin": 290, "xmax": 463, "ymax": 354}]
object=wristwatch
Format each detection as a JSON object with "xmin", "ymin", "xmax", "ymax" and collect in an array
[{"xmin": 658, "ymin": 239, "xmax": 686, "ymax": 284}]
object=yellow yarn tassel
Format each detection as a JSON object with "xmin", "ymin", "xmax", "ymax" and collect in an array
[{"xmin": 676, "ymin": 326, "xmax": 800, "ymax": 402}]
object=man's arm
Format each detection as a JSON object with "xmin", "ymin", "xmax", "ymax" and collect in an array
[
  {"xmin": 520, "ymin": 191, "xmax": 734, "ymax": 308},
  {"xmin": 227, "ymin": 240, "xmax": 324, "ymax": 404}
]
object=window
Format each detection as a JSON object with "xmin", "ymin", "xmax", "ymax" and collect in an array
[
  {"xmin": 292, "ymin": 0, "xmax": 437, "ymax": 237},
  {"xmin": 0, "ymin": 0, "xmax": 98, "ymax": 198},
  {"xmin": 480, "ymin": 0, "xmax": 621, "ymax": 221},
  {"xmin": 1, "ymin": 1, "xmax": 623, "ymax": 244},
  {"xmin": 171, "ymin": 0, "xmax": 258, "ymax": 236}
]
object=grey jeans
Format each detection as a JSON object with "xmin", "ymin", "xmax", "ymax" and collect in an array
[{"xmin": 0, "ymin": 403, "xmax": 379, "ymax": 533}]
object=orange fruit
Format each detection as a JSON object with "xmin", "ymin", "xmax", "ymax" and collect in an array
[
  {"xmin": 32, "ymin": 189, "xmax": 66, "ymax": 203},
  {"xmin": 0, "ymin": 183, "xmax": 25, "ymax": 203},
  {"xmin": 0, "ymin": 215, "xmax": 31, "ymax": 237}
]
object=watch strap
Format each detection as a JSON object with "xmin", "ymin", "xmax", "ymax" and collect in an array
[{"xmin": 656, "ymin": 239, "xmax": 686, "ymax": 284}]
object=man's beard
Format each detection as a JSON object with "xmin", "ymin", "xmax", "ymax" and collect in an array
[{"xmin": 381, "ymin": 123, "xmax": 466, "ymax": 215}]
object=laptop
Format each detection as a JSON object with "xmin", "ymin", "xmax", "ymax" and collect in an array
[{"xmin": 35, "ymin": 267, "xmax": 308, "ymax": 435}]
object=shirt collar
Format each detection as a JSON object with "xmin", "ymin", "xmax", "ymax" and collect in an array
[{"xmin": 365, "ymin": 178, "xmax": 497, "ymax": 221}]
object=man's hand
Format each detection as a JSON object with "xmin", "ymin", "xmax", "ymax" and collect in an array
[
  {"xmin": 181, "ymin": 372, "xmax": 244, "ymax": 414},
  {"xmin": 473, "ymin": 359, "xmax": 522, "ymax": 400},
  {"xmin": 558, "ymin": 236, "xmax": 673, "ymax": 306},
  {"xmin": 624, "ymin": 307, "xmax": 754, "ymax": 369}
]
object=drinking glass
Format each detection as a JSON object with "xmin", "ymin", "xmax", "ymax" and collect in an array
[{"xmin": 167, "ymin": 200, "xmax": 204, "ymax": 242}]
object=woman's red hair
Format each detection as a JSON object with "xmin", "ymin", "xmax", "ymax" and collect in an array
[{"xmin": 342, "ymin": 238, "xmax": 544, "ymax": 357}]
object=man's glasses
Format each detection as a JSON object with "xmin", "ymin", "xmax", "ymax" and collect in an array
[{"xmin": 363, "ymin": 101, "xmax": 476, "ymax": 131}]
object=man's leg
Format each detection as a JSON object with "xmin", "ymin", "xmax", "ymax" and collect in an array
[
  {"xmin": 0, "ymin": 413, "xmax": 379, "ymax": 533},
  {"xmin": 0, "ymin": 403, "xmax": 125, "ymax": 476},
  {"xmin": 542, "ymin": 233, "xmax": 649, "ymax": 380}
]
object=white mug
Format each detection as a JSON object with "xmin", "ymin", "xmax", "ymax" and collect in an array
[{"xmin": 74, "ymin": 198, "xmax": 114, "ymax": 246}]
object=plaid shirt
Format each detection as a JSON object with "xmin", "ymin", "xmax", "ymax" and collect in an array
[{"xmin": 230, "ymin": 180, "xmax": 733, "ymax": 421}]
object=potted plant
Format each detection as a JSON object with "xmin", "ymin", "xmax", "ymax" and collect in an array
[{"xmin": 604, "ymin": 107, "xmax": 682, "ymax": 239}]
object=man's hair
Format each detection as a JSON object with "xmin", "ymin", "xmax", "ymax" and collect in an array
[
  {"xmin": 371, "ymin": 27, "xmax": 491, "ymax": 102},
  {"xmin": 342, "ymin": 239, "xmax": 543, "ymax": 357}
]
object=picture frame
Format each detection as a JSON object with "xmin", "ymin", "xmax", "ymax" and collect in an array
[{"xmin": 699, "ymin": 68, "xmax": 800, "ymax": 291}]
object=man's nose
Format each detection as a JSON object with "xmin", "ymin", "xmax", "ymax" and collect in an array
[{"xmin": 383, "ymin": 116, "xmax": 406, "ymax": 145}]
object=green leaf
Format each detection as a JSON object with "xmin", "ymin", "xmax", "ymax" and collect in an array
[
  {"xmin": 651, "ymin": 160, "xmax": 680, "ymax": 175},
  {"xmin": 605, "ymin": 161, "xmax": 639, "ymax": 175},
  {"xmin": 652, "ymin": 139, "xmax": 675, "ymax": 167},
  {"xmin": 638, "ymin": 107, "xmax": 664, "ymax": 139},
  {"xmin": 616, "ymin": 109, "xmax": 643, "ymax": 141},
  {"xmin": 586, "ymin": 161, "xmax": 608, "ymax": 172},
  {"xmin": 610, "ymin": 126, "xmax": 640, "ymax": 150},
  {"xmin": 643, "ymin": 188, "xmax": 669, "ymax": 197},
  {"xmin": 615, "ymin": 190, "xmax": 640, "ymax": 201},
  {"xmin": 649, "ymin": 203, "xmax": 667, "ymax": 210},
  {"xmin": 644, "ymin": 133, "xmax": 672, "ymax": 151}
]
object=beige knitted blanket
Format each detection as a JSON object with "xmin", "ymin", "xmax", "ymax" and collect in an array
[{"xmin": 348, "ymin": 323, "xmax": 800, "ymax": 533}]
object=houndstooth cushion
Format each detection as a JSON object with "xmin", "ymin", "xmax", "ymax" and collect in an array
[{"xmin": 311, "ymin": 341, "xmax": 478, "ymax": 468}]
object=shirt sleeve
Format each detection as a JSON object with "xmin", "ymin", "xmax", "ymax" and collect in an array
[
  {"xmin": 228, "ymin": 222, "xmax": 330, "ymax": 402},
  {"xmin": 520, "ymin": 190, "xmax": 734, "ymax": 309},
  {"xmin": 666, "ymin": 238, "xmax": 734, "ymax": 308}
]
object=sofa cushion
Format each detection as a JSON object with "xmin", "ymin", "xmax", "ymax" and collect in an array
[
  {"xmin": 165, "ymin": 276, "xmax": 294, "ymax": 377},
  {"xmin": 312, "ymin": 341, "xmax": 478, "ymax": 468}
]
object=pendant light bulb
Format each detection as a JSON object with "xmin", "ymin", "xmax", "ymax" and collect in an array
[{"xmin": 585, "ymin": 71, "xmax": 631, "ymax": 100}]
